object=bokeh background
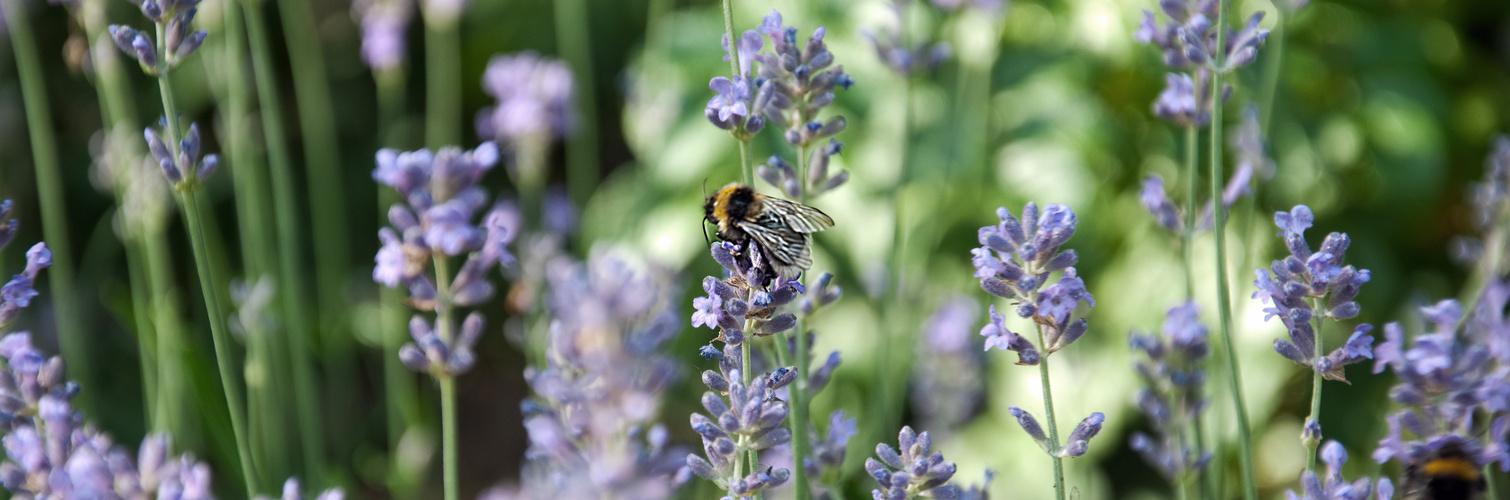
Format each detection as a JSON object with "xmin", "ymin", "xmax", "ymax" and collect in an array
[{"xmin": 0, "ymin": 0, "xmax": 1508, "ymax": 497}]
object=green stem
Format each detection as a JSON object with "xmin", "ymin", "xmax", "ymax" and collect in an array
[
  {"xmin": 273, "ymin": 0, "xmax": 351, "ymax": 472},
  {"xmin": 789, "ymin": 147, "xmax": 812, "ymax": 500},
  {"xmin": 434, "ymin": 255, "xmax": 459, "ymax": 500},
  {"xmin": 718, "ymin": 0, "xmax": 754, "ymax": 187},
  {"xmin": 124, "ymin": 235, "xmax": 161, "ymax": 431},
  {"xmin": 376, "ymin": 68, "xmax": 422, "ymax": 462},
  {"xmin": 2, "ymin": 0, "xmax": 94, "ymax": 415},
  {"xmin": 1306, "ymin": 299, "xmax": 1325, "ymax": 472},
  {"xmin": 1184, "ymin": 125, "xmax": 1198, "ymax": 299},
  {"xmin": 145, "ymin": 230, "xmax": 189, "ymax": 443},
  {"xmin": 424, "ymin": 14, "xmax": 461, "ymax": 148},
  {"xmin": 553, "ymin": 0, "xmax": 601, "ymax": 202},
  {"xmin": 1036, "ymin": 326, "xmax": 1065, "ymax": 500},
  {"xmin": 178, "ymin": 190, "xmax": 260, "ymax": 498},
  {"xmin": 242, "ymin": 1, "xmax": 326, "ymax": 481},
  {"xmin": 219, "ymin": 0, "xmax": 287, "ymax": 481},
  {"xmin": 1208, "ymin": 0, "xmax": 1257, "ymax": 495},
  {"xmin": 738, "ymin": 318, "xmax": 756, "ymax": 486},
  {"xmin": 1486, "ymin": 467, "xmax": 1501, "ymax": 500},
  {"xmin": 1256, "ymin": 12, "xmax": 1285, "ymax": 134}
]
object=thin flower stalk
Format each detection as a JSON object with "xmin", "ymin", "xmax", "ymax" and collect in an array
[
  {"xmin": 719, "ymin": 0, "xmax": 753, "ymax": 185},
  {"xmin": 275, "ymin": 0, "xmax": 354, "ymax": 457},
  {"xmin": 551, "ymin": 0, "xmax": 601, "ymax": 201},
  {"xmin": 110, "ymin": 0, "xmax": 257, "ymax": 492},
  {"xmin": 974, "ymin": 203, "xmax": 1106, "ymax": 500},
  {"xmin": 0, "ymin": 0, "xmax": 95, "ymax": 417},
  {"xmin": 423, "ymin": 0, "xmax": 463, "ymax": 148},
  {"xmin": 239, "ymin": 0, "xmax": 327, "ymax": 482}
]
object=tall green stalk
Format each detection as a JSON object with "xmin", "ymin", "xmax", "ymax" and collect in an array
[
  {"xmin": 217, "ymin": 0, "xmax": 291, "ymax": 483},
  {"xmin": 1, "ymin": 0, "xmax": 95, "ymax": 414},
  {"xmin": 1305, "ymin": 299, "xmax": 1326, "ymax": 472},
  {"xmin": 424, "ymin": 12, "xmax": 461, "ymax": 148},
  {"xmin": 272, "ymin": 0, "xmax": 352, "ymax": 471},
  {"xmin": 1256, "ymin": 12, "xmax": 1285, "ymax": 134},
  {"xmin": 433, "ymin": 256, "xmax": 459, "ymax": 500},
  {"xmin": 241, "ymin": 0, "xmax": 326, "ymax": 482},
  {"xmin": 1036, "ymin": 325, "xmax": 1067, "ymax": 500},
  {"xmin": 789, "ymin": 147, "xmax": 813, "ymax": 500},
  {"xmin": 1208, "ymin": 0, "xmax": 1258, "ymax": 495},
  {"xmin": 553, "ymin": 0, "xmax": 601, "ymax": 202},
  {"xmin": 151, "ymin": 27, "xmax": 259, "ymax": 490}
]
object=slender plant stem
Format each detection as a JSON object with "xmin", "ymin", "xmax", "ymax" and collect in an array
[
  {"xmin": 2, "ymin": 0, "xmax": 94, "ymax": 415},
  {"xmin": 272, "ymin": 0, "xmax": 352, "ymax": 471},
  {"xmin": 145, "ymin": 230, "xmax": 189, "ymax": 445},
  {"xmin": 1184, "ymin": 126, "xmax": 1199, "ymax": 299},
  {"xmin": 1306, "ymin": 299, "xmax": 1326, "ymax": 472},
  {"xmin": 152, "ymin": 16, "xmax": 261, "ymax": 493},
  {"xmin": 424, "ymin": 14, "xmax": 461, "ymax": 148},
  {"xmin": 1036, "ymin": 326, "xmax": 1066, "ymax": 500},
  {"xmin": 124, "ymin": 236, "xmax": 162, "ymax": 430},
  {"xmin": 433, "ymin": 255, "xmax": 459, "ymax": 500},
  {"xmin": 1192, "ymin": 414, "xmax": 1212, "ymax": 500},
  {"xmin": 179, "ymin": 191, "xmax": 260, "ymax": 498},
  {"xmin": 718, "ymin": 0, "xmax": 755, "ymax": 187},
  {"xmin": 788, "ymin": 147, "xmax": 813, "ymax": 500},
  {"xmin": 1208, "ymin": 0, "xmax": 1257, "ymax": 495},
  {"xmin": 1486, "ymin": 468, "xmax": 1501, "ymax": 500},
  {"xmin": 376, "ymin": 67, "xmax": 423, "ymax": 459},
  {"xmin": 242, "ymin": 1, "xmax": 326, "ymax": 482},
  {"xmin": 553, "ymin": 0, "xmax": 601, "ymax": 202},
  {"xmin": 1256, "ymin": 11, "xmax": 1285, "ymax": 134}
]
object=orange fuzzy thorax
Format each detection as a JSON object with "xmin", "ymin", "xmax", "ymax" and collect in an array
[{"xmin": 1421, "ymin": 456, "xmax": 1481, "ymax": 481}]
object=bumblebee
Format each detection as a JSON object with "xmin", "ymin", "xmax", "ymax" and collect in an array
[
  {"xmin": 703, "ymin": 183, "xmax": 834, "ymax": 279},
  {"xmin": 1400, "ymin": 442, "xmax": 1486, "ymax": 500}
]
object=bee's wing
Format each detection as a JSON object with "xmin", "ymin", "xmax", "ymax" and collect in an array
[
  {"xmin": 738, "ymin": 217, "xmax": 812, "ymax": 278},
  {"xmin": 761, "ymin": 197, "xmax": 835, "ymax": 233}
]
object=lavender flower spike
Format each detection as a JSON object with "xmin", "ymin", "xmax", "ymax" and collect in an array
[
  {"xmin": 257, "ymin": 477, "xmax": 344, "ymax": 500},
  {"xmin": 477, "ymin": 52, "xmax": 576, "ymax": 144},
  {"xmin": 1284, "ymin": 440, "xmax": 1393, "ymax": 500},
  {"xmin": 866, "ymin": 426, "xmax": 961, "ymax": 500}
]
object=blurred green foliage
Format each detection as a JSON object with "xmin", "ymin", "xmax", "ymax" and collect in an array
[{"xmin": 0, "ymin": 0, "xmax": 1506, "ymax": 497}]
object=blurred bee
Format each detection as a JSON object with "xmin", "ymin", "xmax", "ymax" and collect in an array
[
  {"xmin": 1399, "ymin": 442, "xmax": 1485, "ymax": 500},
  {"xmin": 703, "ymin": 183, "xmax": 834, "ymax": 280}
]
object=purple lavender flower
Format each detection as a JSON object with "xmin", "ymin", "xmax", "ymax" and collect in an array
[
  {"xmin": 353, "ymin": 0, "xmax": 412, "ymax": 72},
  {"xmin": 805, "ymin": 410, "xmax": 856, "ymax": 482},
  {"xmin": 1252, "ymin": 205, "xmax": 1375, "ymax": 382},
  {"xmin": 1285, "ymin": 441, "xmax": 1393, "ymax": 500},
  {"xmin": 510, "ymin": 250, "xmax": 686, "ymax": 498},
  {"xmin": 107, "ymin": 0, "xmax": 207, "ymax": 71},
  {"xmin": 913, "ymin": 296, "xmax": 985, "ymax": 434},
  {"xmin": 748, "ymin": 9, "xmax": 853, "ymax": 148},
  {"xmin": 257, "ymin": 477, "xmax": 344, "ymax": 500},
  {"xmin": 865, "ymin": 426, "xmax": 961, "ymax": 499},
  {"xmin": 141, "ymin": 121, "xmax": 218, "ymax": 185},
  {"xmin": 1129, "ymin": 302, "xmax": 1212, "ymax": 481},
  {"xmin": 687, "ymin": 349, "xmax": 795, "ymax": 497},
  {"xmin": 0, "ymin": 243, "xmax": 52, "ymax": 329},
  {"xmin": 1452, "ymin": 136, "xmax": 1510, "ymax": 266},
  {"xmin": 755, "ymin": 140, "xmax": 849, "ymax": 201},
  {"xmin": 1133, "ymin": 2, "xmax": 1268, "ymax": 72},
  {"xmin": 477, "ymin": 52, "xmax": 576, "ymax": 144},
  {"xmin": 1152, "ymin": 71, "xmax": 1219, "ymax": 128},
  {"xmin": 0, "ymin": 333, "xmax": 212, "ymax": 498},
  {"xmin": 372, "ymin": 143, "xmax": 514, "ymax": 310},
  {"xmin": 707, "ymin": 76, "xmax": 751, "ymax": 124},
  {"xmin": 397, "ymin": 313, "xmax": 484, "ymax": 377},
  {"xmin": 1372, "ymin": 285, "xmax": 1510, "ymax": 473},
  {"xmin": 865, "ymin": 2, "xmax": 951, "ymax": 76},
  {"xmin": 972, "ymin": 202, "xmax": 1093, "ymax": 355},
  {"xmin": 722, "ymin": 29, "xmax": 763, "ymax": 78},
  {"xmin": 693, "ymin": 243, "xmax": 804, "ymax": 352}
]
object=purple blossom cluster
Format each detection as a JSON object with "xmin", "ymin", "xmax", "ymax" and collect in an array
[
  {"xmin": 353, "ymin": 0, "xmax": 412, "ymax": 72},
  {"xmin": 1139, "ymin": 108, "xmax": 1266, "ymax": 233},
  {"xmin": 258, "ymin": 478, "xmax": 343, "ymax": 500},
  {"xmin": 864, "ymin": 1, "xmax": 952, "ymax": 76},
  {"xmin": 802, "ymin": 410, "xmax": 857, "ymax": 487},
  {"xmin": 1128, "ymin": 302, "xmax": 1212, "ymax": 481},
  {"xmin": 1285, "ymin": 441, "xmax": 1393, "ymax": 500},
  {"xmin": 972, "ymin": 203, "xmax": 1092, "ymax": 364},
  {"xmin": 865, "ymin": 426, "xmax": 961, "ymax": 499},
  {"xmin": 686, "ymin": 347, "xmax": 796, "ymax": 497},
  {"xmin": 371, "ymin": 143, "xmax": 516, "ymax": 377},
  {"xmin": 1251, "ymin": 205, "xmax": 1376, "ymax": 384},
  {"xmin": 911, "ymin": 296, "xmax": 985, "ymax": 433},
  {"xmin": 0, "ymin": 331, "xmax": 214, "ymax": 498},
  {"xmin": 106, "ymin": 0, "xmax": 207, "ymax": 72},
  {"xmin": 501, "ymin": 251, "xmax": 686, "ymax": 499},
  {"xmin": 692, "ymin": 242, "xmax": 806, "ymax": 350},
  {"xmin": 1453, "ymin": 135, "xmax": 1510, "ymax": 265},
  {"xmin": 1371, "ymin": 282, "xmax": 1510, "ymax": 474},
  {"xmin": 477, "ymin": 53, "xmax": 576, "ymax": 145},
  {"xmin": 756, "ymin": 139, "xmax": 850, "ymax": 200},
  {"xmin": 1009, "ymin": 408, "xmax": 1106, "ymax": 458},
  {"xmin": 708, "ymin": 9, "xmax": 854, "ymax": 148},
  {"xmin": 144, "ymin": 121, "xmax": 218, "ymax": 185},
  {"xmin": 0, "ymin": 241, "xmax": 51, "ymax": 329},
  {"xmin": 1133, "ymin": 0, "xmax": 1268, "ymax": 127}
]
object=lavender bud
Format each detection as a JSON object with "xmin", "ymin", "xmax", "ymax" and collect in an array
[
  {"xmin": 1009, "ymin": 406, "xmax": 1050, "ymax": 447},
  {"xmin": 108, "ymin": 25, "xmax": 138, "ymax": 55},
  {"xmin": 176, "ymin": 30, "xmax": 207, "ymax": 61},
  {"xmin": 132, "ymin": 33, "xmax": 158, "ymax": 68},
  {"xmin": 140, "ymin": 0, "xmax": 163, "ymax": 20}
]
